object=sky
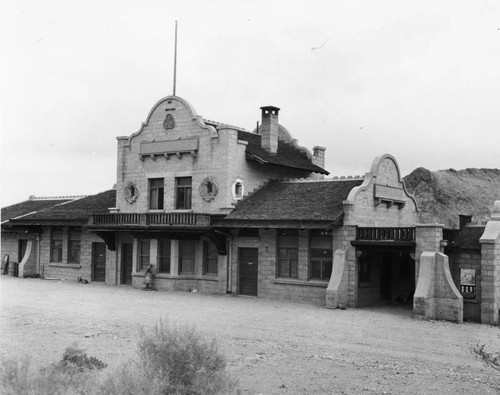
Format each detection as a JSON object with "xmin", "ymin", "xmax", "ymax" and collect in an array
[{"xmin": 1, "ymin": 0, "xmax": 499, "ymax": 207}]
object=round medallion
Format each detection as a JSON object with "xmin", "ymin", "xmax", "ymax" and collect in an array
[
  {"xmin": 124, "ymin": 181, "xmax": 139, "ymax": 204},
  {"xmin": 199, "ymin": 177, "xmax": 218, "ymax": 202}
]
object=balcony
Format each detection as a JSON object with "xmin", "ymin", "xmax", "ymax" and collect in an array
[
  {"xmin": 353, "ymin": 227, "xmax": 416, "ymax": 247},
  {"xmin": 90, "ymin": 212, "xmax": 225, "ymax": 228}
]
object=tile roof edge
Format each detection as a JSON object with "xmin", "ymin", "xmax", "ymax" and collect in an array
[
  {"xmin": 28, "ymin": 195, "xmax": 88, "ymax": 201},
  {"xmin": 281, "ymin": 177, "xmax": 365, "ymax": 183}
]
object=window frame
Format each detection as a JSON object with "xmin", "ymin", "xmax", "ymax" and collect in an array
[
  {"xmin": 148, "ymin": 178, "xmax": 164, "ymax": 210},
  {"xmin": 67, "ymin": 227, "xmax": 81, "ymax": 264},
  {"xmin": 309, "ymin": 229, "xmax": 332, "ymax": 281},
  {"xmin": 138, "ymin": 239, "xmax": 150, "ymax": 271},
  {"xmin": 175, "ymin": 177, "xmax": 192, "ymax": 210},
  {"xmin": 203, "ymin": 240, "xmax": 218, "ymax": 275},
  {"xmin": 50, "ymin": 227, "xmax": 64, "ymax": 263},
  {"xmin": 276, "ymin": 229, "xmax": 299, "ymax": 279},
  {"xmin": 157, "ymin": 239, "xmax": 171, "ymax": 274},
  {"xmin": 179, "ymin": 239, "xmax": 196, "ymax": 274}
]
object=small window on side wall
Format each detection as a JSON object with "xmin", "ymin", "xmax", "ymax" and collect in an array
[
  {"xmin": 232, "ymin": 179, "xmax": 244, "ymax": 200},
  {"xmin": 460, "ymin": 269, "xmax": 476, "ymax": 299}
]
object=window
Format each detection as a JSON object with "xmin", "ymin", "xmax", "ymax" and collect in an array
[
  {"xmin": 232, "ymin": 179, "xmax": 244, "ymax": 200},
  {"xmin": 138, "ymin": 240, "xmax": 150, "ymax": 271},
  {"xmin": 175, "ymin": 177, "xmax": 192, "ymax": 209},
  {"xmin": 277, "ymin": 229, "xmax": 298, "ymax": 278},
  {"xmin": 68, "ymin": 227, "xmax": 81, "ymax": 264},
  {"xmin": 157, "ymin": 239, "xmax": 171, "ymax": 274},
  {"xmin": 460, "ymin": 268, "xmax": 476, "ymax": 299},
  {"xmin": 358, "ymin": 251, "xmax": 370, "ymax": 283},
  {"xmin": 179, "ymin": 240, "xmax": 196, "ymax": 274},
  {"xmin": 149, "ymin": 178, "xmax": 164, "ymax": 210},
  {"xmin": 50, "ymin": 227, "xmax": 63, "ymax": 262},
  {"xmin": 309, "ymin": 229, "xmax": 332, "ymax": 280},
  {"xmin": 203, "ymin": 241, "xmax": 218, "ymax": 275}
]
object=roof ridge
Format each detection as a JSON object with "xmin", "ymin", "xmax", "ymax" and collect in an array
[
  {"xmin": 28, "ymin": 195, "xmax": 88, "ymax": 201},
  {"xmin": 282, "ymin": 176, "xmax": 364, "ymax": 183}
]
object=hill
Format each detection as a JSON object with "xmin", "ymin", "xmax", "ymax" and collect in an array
[{"xmin": 403, "ymin": 168, "xmax": 500, "ymax": 228}]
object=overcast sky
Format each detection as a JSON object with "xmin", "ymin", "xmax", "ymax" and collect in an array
[{"xmin": 1, "ymin": 0, "xmax": 499, "ymax": 207}]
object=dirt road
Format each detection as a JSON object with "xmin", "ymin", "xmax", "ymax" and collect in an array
[{"xmin": 1, "ymin": 277, "xmax": 499, "ymax": 394}]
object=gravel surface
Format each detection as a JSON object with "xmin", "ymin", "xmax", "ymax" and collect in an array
[{"xmin": 1, "ymin": 277, "xmax": 499, "ymax": 394}]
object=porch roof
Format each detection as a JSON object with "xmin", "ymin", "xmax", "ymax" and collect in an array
[
  {"xmin": 8, "ymin": 190, "xmax": 116, "ymax": 225},
  {"xmin": 216, "ymin": 178, "xmax": 363, "ymax": 227}
]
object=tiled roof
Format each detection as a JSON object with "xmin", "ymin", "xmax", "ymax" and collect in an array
[
  {"xmin": 9, "ymin": 190, "xmax": 116, "ymax": 224},
  {"xmin": 452, "ymin": 226, "xmax": 485, "ymax": 249},
  {"xmin": 217, "ymin": 179, "xmax": 363, "ymax": 226},
  {"xmin": 1, "ymin": 199, "xmax": 74, "ymax": 223},
  {"xmin": 237, "ymin": 130, "xmax": 329, "ymax": 175}
]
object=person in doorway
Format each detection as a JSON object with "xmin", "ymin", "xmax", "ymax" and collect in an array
[{"xmin": 143, "ymin": 264, "xmax": 154, "ymax": 291}]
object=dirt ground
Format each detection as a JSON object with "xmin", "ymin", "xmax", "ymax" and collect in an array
[{"xmin": 1, "ymin": 277, "xmax": 499, "ymax": 394}]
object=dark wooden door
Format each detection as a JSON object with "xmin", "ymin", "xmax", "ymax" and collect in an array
[
  {"xmin": 121, "ymin": 243, "xmax": 133, "ymax": 285},
  {"xmin": 239, "ymin": 248, "xmax": 258, "ymax": 296},
  {"xmin": 92, "ymin": 243, "xmax": 107, "ymax": 282}
]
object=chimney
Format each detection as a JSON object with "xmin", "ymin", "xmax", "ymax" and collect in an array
[
  {"xmin": 311, "ymin": 146, "xmax": 327, "ymax": 180},
  {"xmin": 459, "ymin": 214, "xmax": 472, "ymax": 230},
  {"xmin": 260, "ymin": 106, "xmax": 280, "ymax": 154}
]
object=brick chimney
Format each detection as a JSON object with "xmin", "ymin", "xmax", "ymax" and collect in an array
[
  {"xmin": 311, "ymin": 146, "xmax": 327, "ymax": 180},
  {"xmin": 312, "ymin": 146, "xmax": 326, "ymax": 169},
  {"xmin": 260, "ymin": 106, "xmax": 280, "ymax": 154}
]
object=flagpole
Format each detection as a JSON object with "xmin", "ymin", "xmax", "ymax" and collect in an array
[{"xmin": 173, "ymin": 21, "xmax": 178, "ymax": 96}]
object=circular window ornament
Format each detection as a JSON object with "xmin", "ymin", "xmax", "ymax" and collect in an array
[
  {"xmin": 199, "ymin": 177, "xmax": 218, "ymax": 202},
  {"xmin": 124, "ymin": 182, "xmax": 139, "ymax": 204}
]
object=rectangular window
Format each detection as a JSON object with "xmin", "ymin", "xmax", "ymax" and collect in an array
[
  {"xmin": 50, "ymin": 227, "xmax": 63, "ymax": 262},
  {"xmin": 67, "ymin": 227, "xmax": 81, "ymax": 264},
  {"xmin": 149, "ymin": 178, "xmax": 164, "ymax": 210},
  {"xmin": 460, "ymin": 268, "xmax": 476, "ymax": 299},
  {"xmin": 309, "ymin": 229, "xmax": 332, "ymax": 280},
  {"xmin": 157, "ymin": 239, "xmax": 171, "ymax": 274},
  {"xmin": 179, "ymin": 240, "xmax": 196, "ymax": 274},
  {"xmin": 175, "ymin": 177, "xmax": 192, "ymax": 210},
  {"xmin": 277, "ymin": 229, "xmax": 298, "ymax": 278},
  {"xmin": 203, "ymin": 241, "xmax": 218, "ymax": 275},
  {"xmin": 138, "ymin": 240, "xmax": 150, "ymax": 271}
]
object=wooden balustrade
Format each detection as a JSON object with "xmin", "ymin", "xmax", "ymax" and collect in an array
[{"xmin": 356, "ymin": 227, "xmax": 415, "ymax": 241}]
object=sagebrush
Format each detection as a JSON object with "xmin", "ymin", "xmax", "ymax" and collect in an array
[{"xmin": 0, "ymin": 320, "xmax": 236, "ymax": 395}]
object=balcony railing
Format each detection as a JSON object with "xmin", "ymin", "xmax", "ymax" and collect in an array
[
  {"xmin": 356, "ymin": 227, "xmax": 415, "ymax": 242},
  {"xmin": 91, "ymin": 212, "xmax": 221, "ymax": 227},
  {"xmin": 460, "ymin": 284, "xmax": 476, "ymax": 299}
]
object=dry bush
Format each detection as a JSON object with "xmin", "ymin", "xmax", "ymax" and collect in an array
[
  {"xmin": 472, "ymin": 343, "xmax": 500, "ymax": 371},
  {"xmin": 1, "ymin": 320, "xmax": 236, "ymax": 395}
]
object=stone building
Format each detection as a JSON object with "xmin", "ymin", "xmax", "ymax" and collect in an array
[{"xmin": 2, "ymin": 95, "xmax": 499, "ymax": 325}]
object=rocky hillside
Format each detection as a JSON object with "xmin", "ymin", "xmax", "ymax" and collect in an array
[{"xmin": 403, "ymin": 168, "xmax": 500, "ymax": 228}]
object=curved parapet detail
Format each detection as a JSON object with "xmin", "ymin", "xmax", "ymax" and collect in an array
[
  {"xmin": 343, "ymin": 154, "xmax": 419, "ymax": 226},
  {"xmin": 124, "ymin": 96, "xmax": 216, "ymax": 146}
]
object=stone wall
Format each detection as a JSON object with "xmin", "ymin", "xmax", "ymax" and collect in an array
[{"xmin": 448, "ymin": 248, "xmax": 481, "ymax": 322}]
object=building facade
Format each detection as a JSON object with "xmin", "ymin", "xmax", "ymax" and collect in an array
[{"xmin": 2, "ymin": 95, "xmax": 499, "ymax": 325}]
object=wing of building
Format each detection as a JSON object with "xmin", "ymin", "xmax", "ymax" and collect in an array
[{"xmin": 2, "ymin": 95, "xmax": 500, "ymax": 325}]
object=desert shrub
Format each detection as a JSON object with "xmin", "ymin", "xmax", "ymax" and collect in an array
[
  {"xmin": 0, "ymin": 356, "xmax": 98, "ymax": 395},
  {"xmin": 472, "ymin": 343, "xmax": 500, "ymax": 371},
  {"xmin": 135, "ymin": 320, "xmax": 236, "ymax": 395},
  {"xmin": 59, "ymin": 345, "xmax": 107, "ymax": 373},
  {"xmin": 1, "ymin": 322, "xmax": 236, "ymax": 395}
]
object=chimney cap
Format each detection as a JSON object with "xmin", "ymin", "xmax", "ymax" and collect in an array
[{"xmin": 260, "ymin": 106, "xmax": 280, "ymax": 114}]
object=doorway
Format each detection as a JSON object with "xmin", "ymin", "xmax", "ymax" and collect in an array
[
  {"xmin": 18, "ymin": 240, "xmax": 28, "ymax": 263},
  {"xmin": 121, "ymin": 243, "xmax": 133, "ymax": 285},
  {"xmin": 239, "ymin": 248, "xmax": 258, "ymax": 296},
  {"xmin": 92, "ymin": 242, "xmax": 107, "ymax": 282}
]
